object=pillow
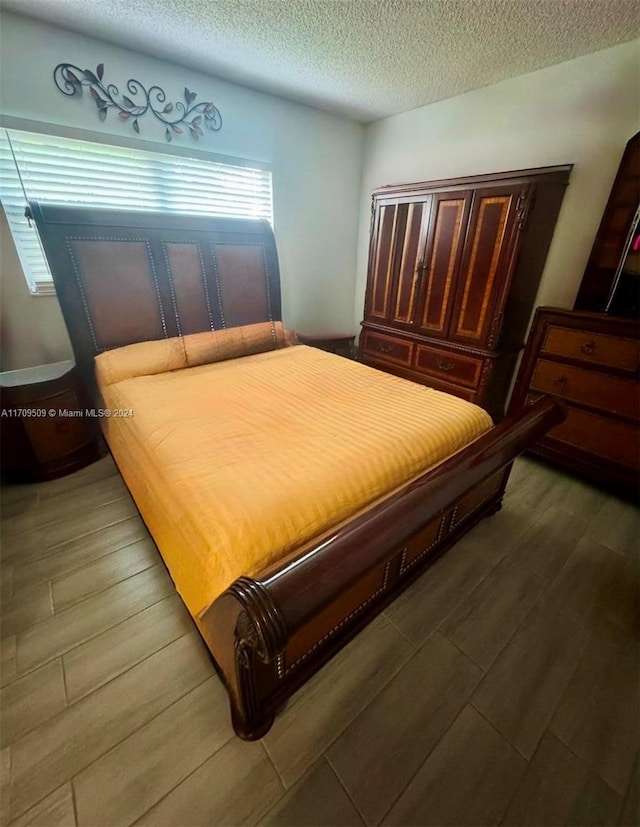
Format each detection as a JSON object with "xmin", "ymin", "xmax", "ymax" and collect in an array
[
  {"xmin": 183, "ymin": 321, "xmax": 291, "ymax": 367},
  {"xmin": 94, "ymin": 338, "xmax": 186, "ymax": 387},
  {"xmin": 95, "ymin": 321, "xmax": 293, "ymax": 386}
]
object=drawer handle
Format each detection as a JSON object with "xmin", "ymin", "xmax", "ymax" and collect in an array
[
  {"xmin": 553, "ymin": 375, "xmax": 567, "ymax": 390},
  {"xmin": 376, "ymin": 342, "xmax": 394, "ymax": 354},
  {"xmin": 435, "ymin": 358, "xmax": 455, "ymax": 372},
  {"xmin": 581, "ymin": 340, "xmax": 596, "ymax": 355}
]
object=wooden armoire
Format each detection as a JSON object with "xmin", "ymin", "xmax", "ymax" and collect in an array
[{"xmin": 359, "ymin": 166, "xmax": 572, "ymax": 419}]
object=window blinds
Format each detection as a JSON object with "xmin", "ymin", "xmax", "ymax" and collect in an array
[{"xmin": 0, "ymin": 129, "xmax": 273, "ymax": 294}]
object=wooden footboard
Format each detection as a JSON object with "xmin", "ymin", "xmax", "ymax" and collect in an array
[{"xmin": 199, "ymin": 395, "xmax": 565, "ymax": 740}]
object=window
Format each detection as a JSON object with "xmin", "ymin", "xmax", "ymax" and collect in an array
[{"xmin": 0, "ymin": 129, "xmax": 273, "ymax": 295}]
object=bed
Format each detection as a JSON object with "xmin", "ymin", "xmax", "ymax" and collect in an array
[{"xmin": 30, "ymin": 202, "xmax": 565, "ymax": 740}]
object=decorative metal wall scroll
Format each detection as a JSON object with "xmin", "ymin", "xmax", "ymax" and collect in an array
[{"xmin": 53, "ymin": 63, "xmax": 222, "ymax": 142}]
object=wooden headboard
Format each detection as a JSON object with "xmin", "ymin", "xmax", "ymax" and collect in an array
[{"xmin": 29, "ymin": 202, "xmax": 282, "ymax": 389}]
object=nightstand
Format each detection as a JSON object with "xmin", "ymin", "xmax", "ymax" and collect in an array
[
  {"xmin": 0, "ymin": 360, "xmax": 102, "ymax": 483},
  {"xmin": 298, "ymin": 333, "xmax": 356, "ymax": 359}
]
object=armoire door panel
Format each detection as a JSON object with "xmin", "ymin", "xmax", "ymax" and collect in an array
[
  {"xmin": 451, "ymin": 186, "xmax": 522, "ymax": 345},
  {"xmin": 391, "ymin": 201, "xmax": 431, "ymax": 326},
  {"xmin": 367, "ymin": 203, "xmax": 400, "ymax": 321},
  {"xmin": 417, "ymin": 192, "xmax": 471, "ymax": 336}
]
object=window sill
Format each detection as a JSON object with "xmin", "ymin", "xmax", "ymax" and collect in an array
[{"xmin": 31, "ymin": 282, "xmax": 57, "ymax": 297}]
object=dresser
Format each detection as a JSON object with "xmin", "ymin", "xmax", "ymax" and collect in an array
[
  {"xmin": 359, "ymin": 165, "xmax": 571, "ymax": 420},
  {"xmin": 510, "ymin": 308, "xmax": 639, "ymax": 493}
]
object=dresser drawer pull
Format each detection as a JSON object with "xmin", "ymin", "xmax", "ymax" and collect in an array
[
  {"xmin": 553, "ymin": 375, "xmax": 567, "ymax": 390},
  {"xmin": 581, "ymin": 340, "xmax": 596, "ymax": 355},
  {"xmin": 435, "ymin": 358, "xmax": 455, "ymax": 372},
  {"xmin": 376, "ymin": 342, "xmax": 394, "ymax": 354}
]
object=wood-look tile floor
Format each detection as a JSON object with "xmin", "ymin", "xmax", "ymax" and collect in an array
[{"xmin": 0, "ymin": 455, "xmax": 638, "ymax": 826}]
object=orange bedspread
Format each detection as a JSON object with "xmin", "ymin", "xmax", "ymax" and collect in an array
[{"xmin": 97, "ymin": 341, "xmax": 492, "ymax": 616}]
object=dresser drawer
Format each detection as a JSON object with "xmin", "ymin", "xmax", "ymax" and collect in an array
[
  {"xmin": 414, "ymin": 345, "xmax": 483, "ymax": 389},
  {"xmin": 361, "ymin": 331, "xmax": 413, "ymax": 367},
  {"xmin": 542, "ymin": 403, "xmax": 639, "ymax": 470},
  {"xmin": 542, "ymin": 325, "xmax": 639, "ymax": 373},
  {"xmin": 531, "ymin": 359, "xmax": 640, "ymax": 420}
]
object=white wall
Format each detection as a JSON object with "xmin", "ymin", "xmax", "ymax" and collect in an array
[
  {"xmin": 0, "ymin": 12, "xmax": 364, "ymax": 370},
  {"xmin": 354, "ymin": 41, "xmax": 640, "ymax": 331}
]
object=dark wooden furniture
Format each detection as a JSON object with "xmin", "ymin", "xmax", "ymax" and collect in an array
[
  {"xmin": 297, "ymin": 333, "xmax": 356, "ymax": 358},
  {"xmin": 26, "ymin": 203, "xmax": 282, "ymax": 397},
  {"xmin": 510, "ymin": 307, "xmax": 639, "ymax": 494},
  {"xmin": 0, "ymin": 360, "xmax": 101, "ymax": 483},
  {"xmin": 359, "ymin": 166, "xmax": 572, "ymax": 420},
  {"xmin": 513, "ymin": 134, "xmax": 640, "ymax": 495},
  {"xmin": 574, "ymin": 132, "xmax": 639, "ymax": 315},
  {"xmin": 30, "ymin": 201, "xmax": 564, "ymax": 740}
]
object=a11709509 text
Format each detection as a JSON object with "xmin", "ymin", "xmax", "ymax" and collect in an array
[{"xmin": 0, "ymin": 408, "xmax": 134, "ymax": 418}]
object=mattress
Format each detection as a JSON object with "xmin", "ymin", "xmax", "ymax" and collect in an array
[{"xmin": 97, "ymin": 340, "xmax": 493, "ymax": 616}]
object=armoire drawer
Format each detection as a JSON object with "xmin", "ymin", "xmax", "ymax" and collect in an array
[
  {"xmin": 542, "ymin": 326, "xmax": 639, "ymax": 373},
  {"xmin": 414, "ymin": 345, "xmax": 484, "ymax": 389},
  {"xmin": 531, "ymin": 359, "xmax": 640, "ymax": 420},
  {"xmin": 361, "ymin": 331, "xmax": 413, "ymax": 367}
]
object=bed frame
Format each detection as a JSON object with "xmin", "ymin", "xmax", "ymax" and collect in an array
[{"xmin": 31, "ymin": 202, "xmax": 565, "ymax": 740}]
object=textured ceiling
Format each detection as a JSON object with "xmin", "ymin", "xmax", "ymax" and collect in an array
[{"xmin": 5, "ymin": 0, "xmax": 639, "ymax": 121}]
